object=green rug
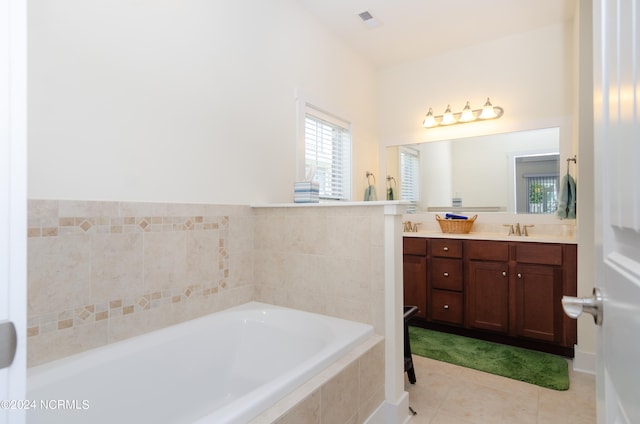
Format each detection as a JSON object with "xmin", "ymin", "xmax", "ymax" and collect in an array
[{"xmin": 408, "ymin": 326, "xmax": 569, "ymax": 390}]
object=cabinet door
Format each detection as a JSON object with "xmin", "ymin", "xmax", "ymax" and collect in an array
[
  {"xmin": 515, "ymin": 263, "xmax": 563, "ymax": 343},
  {"xmin": 403, "ymin": 254, "xmax": 427, "ymax": 319},
  {"xmin": 466, "ymin": 260, "xmax": 509, "ymax": 333}
]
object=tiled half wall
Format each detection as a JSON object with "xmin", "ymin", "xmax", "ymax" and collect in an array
[{"xmin": 27, "ymin": 200, "xmax": 254, "ymax": 366}]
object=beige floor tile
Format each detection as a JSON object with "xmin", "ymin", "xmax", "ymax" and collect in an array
[{"xmin": 406, "ymin": 355, "xmax": 596, "ymax": 424}]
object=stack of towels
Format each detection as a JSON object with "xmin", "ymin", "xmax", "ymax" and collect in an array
[{"xmin": 294, "ymin": 181, "xmax": 319, "ymax": 203}]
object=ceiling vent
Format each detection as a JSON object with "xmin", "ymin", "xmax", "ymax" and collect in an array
[{"xmin": 358, "ymin": 10, "xmax": 381, "ymax": 28}]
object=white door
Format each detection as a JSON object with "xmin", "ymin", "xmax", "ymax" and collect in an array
[
  {"xmin": 593, "ymin": 0, "xmax": 640, "ymax": 423},
  {"xmin": 1, "ymin": 0, "xmax": 27, "ymax": 422}
]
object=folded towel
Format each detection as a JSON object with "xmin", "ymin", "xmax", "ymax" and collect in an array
[
  {"xmin": 557, "ymin": 174, "xmax": 576, "ymax": 219},
  {"xmin": 445, "ymin": 213, "xmax": 468, "ymax": 220},
  {"xmin": 364, "ymin": 185, "xmax": 377, "ymax": 201},
  {"xmin": 387, "ymin": 186, "xmax": 395, "ymax": 200}
]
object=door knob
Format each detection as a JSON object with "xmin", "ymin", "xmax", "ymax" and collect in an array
[
  {"xmin": 561, "ymin": 287, "xmax": 603, "ymax": 326},
  {"xmin": 0, "ymin": 321, "xmax": 17, "ymax": 369}
]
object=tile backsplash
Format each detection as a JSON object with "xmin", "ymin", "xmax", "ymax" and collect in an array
[{"xmin": 27, "ymin": 200, "xmax": 254, "ymax": 366}]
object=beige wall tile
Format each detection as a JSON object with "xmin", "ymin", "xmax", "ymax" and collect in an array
[
  {"xmin": 321, "ymin": 361, "xmax": 359, "ymax": 424},
  {"xmin": 28, "ymin": 235, "xmax": 92, "ymax": 315},
  {"xmin": 143, "ymin": 231, "xmax": 187, "ymax": 291},
  {"xmin": 91, "ymin": 232, "xmax": 144, "ymax": 303}
]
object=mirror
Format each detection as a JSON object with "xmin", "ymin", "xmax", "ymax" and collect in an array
[{"xmin": 386, "ymin": 127, "xmax": 560, "ymax": 213}]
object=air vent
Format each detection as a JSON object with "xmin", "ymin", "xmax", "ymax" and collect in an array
[
  {"xmin": 357, "ymin": 10, "xmax": 381, "ymax": 28},
  {"xmin": 358, "ymin": 11, "xmax": 374, "ymax": 22}
]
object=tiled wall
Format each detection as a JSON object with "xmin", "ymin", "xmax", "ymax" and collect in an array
[
  {"xmin": 252, "ymin": 205, "xmax": 387, "ymax": 335},
  {"xmin": 27, "ymin": 200, "xmax": 254, "ymax": 366},
  {"xmin": 27, "ymin": 201, "xmax": 388, "ymax": 370}
]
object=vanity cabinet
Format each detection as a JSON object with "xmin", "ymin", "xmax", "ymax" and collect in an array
[
  {"xmin": 513, "ymin": 243, "xmax": 576, "ymax": 347},
  {"xmin": 402, "ymin": 238, "xmax": 428, "ymax": 319},
  {"xmin": 429, "ymin": 239, "xmax": 464, "ymax": 325},
  {"xmin": 465, "ymin": 240, "xmax": 510, "ymax": 334},
  {"xmin": 403, "ymin": 236, "xmax": 577, "ymax": 355}
]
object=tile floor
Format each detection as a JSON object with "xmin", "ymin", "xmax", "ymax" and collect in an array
[{"xmin": 405, "ymin": 354, "xmax": 596, "ymax": 424}]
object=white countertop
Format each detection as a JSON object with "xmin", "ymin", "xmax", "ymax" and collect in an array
[{"xmin": 403, "ymin": 231, "xmax": 577, "ymax": 244}]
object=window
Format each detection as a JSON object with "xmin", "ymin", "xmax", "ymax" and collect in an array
[
  {"xmin": 525, "ymin": 175, "xmax": 559, "ymax": 213},
  {"xmin": 515, "ymin": 154, "xmax": 559, "ymax": 214},
  {"xmin": 304, "ymin": 106, "xmax": 351, "ymax": 200},
  {"xmin": 400, "ymin": 147, "xmax": 419, "ymax": 212}
]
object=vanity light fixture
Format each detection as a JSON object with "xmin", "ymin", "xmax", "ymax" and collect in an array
[{"xmin": 422, "ymin": 98, "xmax": 504, "ymax": 128}]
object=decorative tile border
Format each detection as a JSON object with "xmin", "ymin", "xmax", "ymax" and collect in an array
[
  {"xmin": 26, "ymin": 284, "xmax": 221, "ymax": 338},
  {"xmin": 27, "ymin": 215, "xmax": 227, "ymax": 237},
  {"xmin": 27, "ymin": 213, "xmax": 229, "ymax": 338}
]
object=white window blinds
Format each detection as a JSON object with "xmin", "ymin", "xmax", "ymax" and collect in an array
[
  {"xmin": 304, "ymin": 107, "xmax": 351, "ymax": 200},
  {"xmin": 400, "ymin": 147, "xmax": 419, "ymax": 211}
]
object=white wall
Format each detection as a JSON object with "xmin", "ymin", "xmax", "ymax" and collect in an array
[
  {"xmin": 377, "ymin": 22, "xmax": 573, "ymax": 153},
  {"xmin": 27, "ymin": 0, "xmax": 378, "ymax": 203}
]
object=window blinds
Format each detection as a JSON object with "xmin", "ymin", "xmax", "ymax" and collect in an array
[
  {"xmin": 400, "ymin": 148, "xmax": 419, "ymax": 211},
  {"xmin": 304, "ymin": 109, "xmax": 351, "ymax": 200}
]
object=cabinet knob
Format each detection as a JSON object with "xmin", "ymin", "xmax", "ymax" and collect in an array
[
  {"xmin": 443, "ymin": 272, "xmax": 449, "ymax": 277},
  {"xmin": 517, "ymin": 273, "xmax": 522, "ymax": 279},
  {"xmin": 443, "ymin": 304, "xmax": 449, "ymax": 309},
  {"xmin": 443, "ymin": 246, "xmax": 449, "ymax": 251},
  {"xmin": 502, "ymin": 271, "xmax": 507, "ymax": 277}
]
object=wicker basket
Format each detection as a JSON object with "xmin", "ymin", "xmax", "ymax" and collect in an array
[{"xmin": 436, "ymin": 214, "xmax": 477, "ymax": 234}]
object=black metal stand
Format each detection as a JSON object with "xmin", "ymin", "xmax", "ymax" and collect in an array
[{"xmin": 403, "ymin": 305, "xmax": 419, "ymax": 384}]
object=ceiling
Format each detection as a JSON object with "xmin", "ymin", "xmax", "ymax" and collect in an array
[{"xmin": 296, "ymin": 0, "xmax": 577, "ymax": 68}]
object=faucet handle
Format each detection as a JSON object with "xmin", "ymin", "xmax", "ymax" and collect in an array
[
  {"xmin": 523, "ymin": 224, "xmax": 534, "ymax": 236},
  {"xmin": 503, "ymin": 224, "xmax": 514, "ymax": 235}
]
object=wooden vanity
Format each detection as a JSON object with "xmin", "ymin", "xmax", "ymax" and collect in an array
[{"xmin": 403, "ymin": 235, "xmax": 577, "ymax": 357}]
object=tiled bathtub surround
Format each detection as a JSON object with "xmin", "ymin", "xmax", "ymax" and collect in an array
[
  {"xmin": 252, "ymin": 205, "xmax": 387, "ymax": 335},
  {"xmin": 27, "ymin": 200, "xmax": 254, "ymax": 366}
]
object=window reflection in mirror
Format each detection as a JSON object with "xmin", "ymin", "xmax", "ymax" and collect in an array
[{"xmin": 386, "ymin": 127, "xmax": 560, "ymax": 214}]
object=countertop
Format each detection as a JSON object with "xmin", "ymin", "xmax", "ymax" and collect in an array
[{"xmin": 403, "ymin": 231, "xmax": 577, "ymax": 244}]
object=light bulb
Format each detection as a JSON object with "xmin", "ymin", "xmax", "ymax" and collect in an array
[
  {"xmin": 459, "ymin": 101, "xmax": 475, "ymax": 122},
  {"xmin": 479, "ymin": 97, "xmax": 497, "ymax": 119},
  {"xmin": 441, "ymin": 105, "xmax": 455, "ymax": 125},
  {"xmin": 422, "ymin": 108, "xmax": 436, "ymax": 127}
]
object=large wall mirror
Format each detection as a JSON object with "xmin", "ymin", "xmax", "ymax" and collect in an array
[{"xmin": 386, "ymin": 127, "xmax": 560, "ymax": 214}]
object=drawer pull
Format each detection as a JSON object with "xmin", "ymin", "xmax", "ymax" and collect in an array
[
  {"xmin": 443, "ymin": 272, "xmax": 449, "ymax": 277},
  {"xmin": 502, "ymin": 271, "xmax": 507, "ymax": 277},
  {"xmin": 443, "ymin": 304, "xmax": 449, "ymax": 309},
  {"xmin": 517, "ymin": 273, "xmax": 522, "ymax": 279},
  {"xmin": 443, "ymin": 246, "xmax": 449, "ymax": 251}
]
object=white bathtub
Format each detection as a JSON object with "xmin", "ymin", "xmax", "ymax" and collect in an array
[{"xmin": 27, "ymin": 302, "xmax": 374, "ymax": 424}]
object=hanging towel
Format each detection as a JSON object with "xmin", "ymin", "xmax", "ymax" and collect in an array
[
  {"xmin": 557, "ymin": 173, "xmax": 576, "ymax": 219},
  {"xmin": 364, "ymin": 185, "xmax": 378, "ymax": 201},
  {"xmin": 387, "ymin": 186, "xmax": 395, "ymax": 200}
]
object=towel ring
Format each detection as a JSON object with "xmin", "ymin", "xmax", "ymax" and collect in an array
[
  {"xmin": 566, "ymin": 155, "xmax": 577, "ymax": 174},
  {"xmin": 386, "ymin": 175, "xmax": 397, "ymax": 188},
  {"xmin": 366, "ymin": 171, "xmax": 376, "ymax": 185}
]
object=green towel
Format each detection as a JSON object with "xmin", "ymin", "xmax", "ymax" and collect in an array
[
  {"xmin": 557, "ymin": 174, "xmax": 576, "ymax": 219},
  {"xmin": 387, "ymin": 186, "xmax": 394, "ymax": 200},
  {"xmin": 364, "ymin": 185, "xmax": 377, "ymax": 201}
]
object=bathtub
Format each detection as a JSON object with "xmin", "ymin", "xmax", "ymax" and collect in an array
[{"xmin": 27, "ymin": 302, "xmax": 374, "ymax": 424}]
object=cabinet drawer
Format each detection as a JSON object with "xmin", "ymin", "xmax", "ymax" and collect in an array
[
  {"xmin": 430, "ymin": 290, "xmax": 463, "ymax": 325},
  {"xmin": 430, "ymin": 239, "xmax": 463, "ymax": 258},
  {"xmin": 465, "ymin": 240, "xmax": 509, "ymax": 261},
  {"xmin": 403, "ymin": 237, "xmax": 428, "ymax": 255},
  {"xmin": 514, "ymin": 243, "xmax": 563, "ymax": 265},
  {"xmin": 431, "ymin": 258, "xmax": 463, "ymax": 291}
]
